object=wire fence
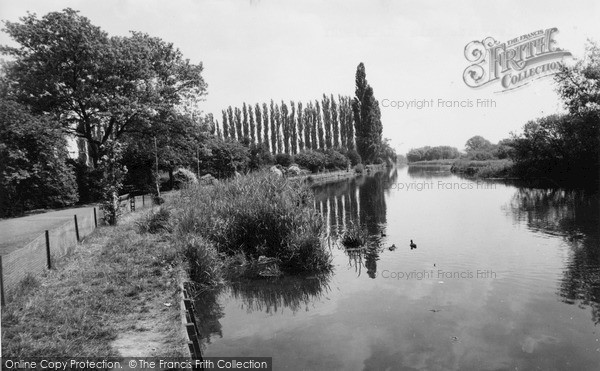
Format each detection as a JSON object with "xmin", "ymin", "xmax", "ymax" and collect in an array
[{"xmin": 0, "ymin": 194, "xmax": 155, "ymax": 306}]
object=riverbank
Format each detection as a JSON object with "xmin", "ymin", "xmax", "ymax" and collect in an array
[
  {"xmin": 292, "ymin": 163, "xmax": 389, "ymax": 185},
  {"xmin": 408, "ymin": 159, "xmax": 514, "ymax": 178},
  {"xmin": 1, "ymin": 210, "xmax": 187, "ymax": 358}
]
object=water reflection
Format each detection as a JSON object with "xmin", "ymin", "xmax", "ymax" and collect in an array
[
  {"xmin": 345, "ymin": 246, "xmax": 381, "ymax": 279},
  {"xmin": 507, "ymin": 187, "xmax": 600, "ymax": 324},
  {"xmin": 229, "ymin": 274, "xmax": 332, "ymax": 314},
  {"xmin": 407, "ymin": 165, "xmax": 452, "ymax": 178}
]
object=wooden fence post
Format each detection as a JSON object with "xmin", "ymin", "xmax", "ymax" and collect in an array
[
  {"xmin": 0, "ymin": 256, "xmax": 5, "ymax": 306},
  {"xmin": 46, "ymin": 230, "xmax": 52, "ymax": 269},
  {"xmin": 93, "ymin": 207, "xmax": 98, "ymax": 228},
  {"xmin": 74, "ymin": 215, "xmax": 80, "ymax": 242}
]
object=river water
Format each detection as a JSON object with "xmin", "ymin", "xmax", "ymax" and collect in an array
[{"xmin": 194, "ymin": 165, "xmax": 600, "ymax": 370}]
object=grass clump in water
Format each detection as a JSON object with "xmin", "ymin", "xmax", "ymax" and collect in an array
[
  {"xmin": 175, "ymin": 171, "xmax": 332, "ymax": 278},
  {"xmin": 340, "ymin": 221, "xmax": 369, "ymax": 249}
]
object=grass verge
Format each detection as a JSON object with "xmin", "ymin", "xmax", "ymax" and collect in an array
[
  {"xmin": 450, "ymin": 159, "xmax": 514, "ymax": 178},
  {"xmin": 1, "ymin": 211, "xmax": 186, "ymax": 358}
]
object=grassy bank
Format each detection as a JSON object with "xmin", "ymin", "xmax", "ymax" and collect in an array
[
  {"xmin": 407, "ymin": 159, "xmax": 456, "ymax": 166},
  {"xmin": 450, "ymin": 159, "xmax": 514, "ymax": 178},
  {"xmin": 1, "ymin": 211, "xmax": 186, "ymax": 358},
  {"xmin": 170, "ymin": 170, "xmax": 332, "ymax": 287}
]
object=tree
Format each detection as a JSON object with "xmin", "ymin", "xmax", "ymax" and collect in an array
[
  {"xmin": 0, "ymin": 99, "xmax": 78, "ymax": 216},
  {"xmin": 322, "ymin": 94, "xmax": 332, "ymax": 149},
  {"xmin": 234, "ymin": 107, "xmax": 243, "ymax": 140},
  {"xmin": 1, "ymin": 9, "xmax": 206, "ymax": 168},
  {"xmin": 227, "ymin": 106, "xmax": 236, "ymax": 140},
  {"xmin": 242, "ymin": 102, "xmax": 249, "ymax": 140},
  {"xmin": 465, "ymin": 135, "xmax": 493, "ymax": 152},
  {"xmin": 331, "ymin": 94, "xmax": 340, "ymax": 148},
  {"xmin": 297, "ymin": 102, "xmax": 304, "ymax": 151},
  {"xmin": 290, "ymin": 101, "xmax": 297, "ymax": 154},
  {"xmin": 316, "ymin": 101, "xmax": 324, "ymax": 149},
  {"xmin": 281, "ymin": 101, "xmax": 289, "ymax": 154},
  {"xmin": 254, "ymin": 103, "xmax": 261, "ymax": 145},
  {"xmin": 248, "ymin": 104, "xmax": 256, "ymax": 144},
  {"xmin": 352, "ymin": 63, "xmax": 382, "ymax": 163},
  {"xmin": 262, "ymin": 102, "xmax": 270, "ymax": 151},
  {"xmin": 270, "ymin": 100, "xmax": 277, "ymax": 153},
  {"xmin": 222, "ymin": 110, "xmax": 229, "ymax": 139}
]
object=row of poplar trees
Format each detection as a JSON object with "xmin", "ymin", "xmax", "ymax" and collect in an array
[
  {"xmin": 215, "ymin": 63, "xmax": 384, "ymax": 163},
  {"xmin": 219, "ymin": 94, "xmax": 355, "ymax": 155}
]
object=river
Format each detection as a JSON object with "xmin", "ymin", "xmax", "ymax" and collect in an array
[{"xmin": 194, "ymin": 165, "xmax": 600, "ymax": 370}]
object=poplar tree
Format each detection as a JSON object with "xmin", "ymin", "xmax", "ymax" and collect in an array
[
  {"xmin": 297, "ymin": 101, "xmax": 304, "ymax": 151},
  {"xmin": 248, "ymin": 104, "xmax": 256, "ymax": 144},
  {"xmin": 352, "ymin": 63, "xmax": 382, "ymax": 163},
  {"xmin": 255, "ymin": 103, "xmax": 262, "ymax": 145},
  {"xmin": 242, "ymin": 102, "xmax": 249, "ymax": 140},
  {"xmin": 262, "ymin": 102, "xmax": 270, "ymax": 151},
  {"xmin": 227, "ymin": 106, "xmax": 236, "ymax": 140},
  {"xmin": 331, "ymin": 94, "xmax": 340, "ymax": 148},
  {"xmin": 222, "ymin": 109, "xmax": 229, "ymax": 139},
  {"xmin": 281, "ymin": 101, "xmax": 289, "ymax": 154},
  {"xmin": 270, "ymin": 100, "xmax": 277, "ymax": 153},
  {"xmin": 316, "ymin": 100, "xmax": 324, "ymax": 149},
  {"xmin": 234, "ymin": 107, "xmax": 242, "ymax": 141},
  {"xmin": 322, "ymin": 94, "xmax": 332, "ymax": 149},
  {"xmin": 275, "ymin": 102, "xmax": 283, "ymax": 154},
  {"xmin": 290, "ymin": 101, "xmax": 297, "ymax": 154},
  {"xmin": 310, "ymin": 103, "xmax": 318, "ymax": 150}
]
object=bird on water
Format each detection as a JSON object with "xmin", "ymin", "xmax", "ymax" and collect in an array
[{"xmin": 410, "ymin": 240, "xmax": 417, "ymax": 249}]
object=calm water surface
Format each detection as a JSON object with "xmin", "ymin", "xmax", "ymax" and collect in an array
[{"xmin": 195, "ymin": 166, "xmax": 600, "ymax": 371}]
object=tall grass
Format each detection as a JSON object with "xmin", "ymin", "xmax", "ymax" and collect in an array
[
  {"xmin": 174, "ymin": 171, "xmax": 332, "ymax": 280},
  {"xmin": 451, "ymin": 159, "xmax": 514, "ymax": 178}
]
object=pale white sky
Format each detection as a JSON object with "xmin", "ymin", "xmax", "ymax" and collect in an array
[{"xmin": 1, "ymin": 0, "xmax": 599, "ymax": 154}]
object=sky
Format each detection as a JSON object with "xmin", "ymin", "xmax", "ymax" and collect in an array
[{"xmin": 1, "ymin": 0, "xmax": 599, "ymax": 154}]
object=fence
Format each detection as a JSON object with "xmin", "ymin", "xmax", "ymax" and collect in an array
[{"xmin": 0, "ymin": 194, "xmax": 154, "ymax": 306}]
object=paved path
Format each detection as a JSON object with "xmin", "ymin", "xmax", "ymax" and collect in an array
[{"xmin": 0, "ymin": 206, "xmax": 97, "ymax": 255}]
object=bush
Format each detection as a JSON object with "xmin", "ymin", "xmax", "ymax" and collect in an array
[
  {"xmin": 346, "ymin": 149, "xmax": 362, "ymax": 166},
  {"xmin": 137, "ymin": 207, "xmax": 172, "ymax": 234},
  {"xmin": 198, "ymin": 139, "xmax": 249, "ymax": 178},
  {"xmin": 173, "ymin": 168, "xmax": 198, "ymax": 189},
  {"xmin": 176, "ymin": 171, "xmax": 332, "ymax": 274},
  {"xmin": 275, "ymin": 153, "xmax": 293, "ymax": 167},
  {"xmin": 324, "ymin": 149, "xmax": 350, "ymax": 170},
  {"xmin": 341, "ymin": 221, "xmax": 368, "ymax": 248},
  {"xmin": 354, "ymin": 164, "xmax": 365, "ymax": 174},
  {"xmin": 294, "ymin": 150, "xmax": 327, "ymax": 173},
  {"xmin": 249, "ymin": 143, "xmax": 274, "ymax": 170}
]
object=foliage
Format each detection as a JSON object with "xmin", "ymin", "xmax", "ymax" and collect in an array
[
  {"xmin": 323, "ymin": 149, "xmax": 349, "ymax": 170},
  {"xmin": 294, "ymin": 150, "xmax": 327, "ymax": 173},
  {"xmin": 197, "ymin": 138, "xmax": 249, "ymax": 178},
  {"xmin": 175, "ymin": 171, "xmax": 332, "ymax": 274},
  {"xmin": 346, "ymin": 149, "xmax": 362, "ymax": 166},
  {"xmin": 98, "ymin": 141, "xmax": 127, "ymax": 226},
  {"xmin": 275, "ymin": 153, "xmax": 293, "ymax": 167},
  {"xmin": 352, "ymin": 63, "xmax": 383, "ymax": 163},
  {"xmin": 181, "ymin": 235, "xmax": 224, "ymax": 287},
  {"xmin": 248, "ymin": 143, "xmax": 274, "ymax": 170},
  {"xmin": 341, "ymin": 221, "xmax": 369, "ymax": 248},
  {"xmin": 0, "ymin": 99, "xmax": 78, "ymax": 217},
  {"xmin": 173, "ymin": 168, "xmax": 198, "ymax": 189},
  {"xmin": 354, "ymin": 164, "xmax": 365, "ymax": 174},
  {"xmin": 407, "ymin": 145, "xmax": 460, "ymax": 162},
  {"xmin": 1, "ymin": 8, "xmax": 207, "ymax": 167},
  {"xmin": 450, "ymin": 159, "xmax": 513, "ymax": 178}
]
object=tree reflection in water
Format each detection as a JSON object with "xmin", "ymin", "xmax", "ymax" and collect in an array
[
  {"xmin": 508, "ymin": 187, "xmax": 600, "ymax": 324},
  {"xmin": 229, "ymin": 274, "xmax": 332, "ymax": 314}
]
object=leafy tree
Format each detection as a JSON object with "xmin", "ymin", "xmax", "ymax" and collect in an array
[
  {"xmin": 290, "ymin": 101, "xmax": 297, "ymax": 154},
  {"xmin": 227, "ymin": 106, "xmax": 236, "ymax": 140},
  {"xmin": 254, "ymin": 103, "xmax": 261, "ymax": 144},
  {"xmin": 297, "ymin": 102, "xmax": 304, "ymax": 151},
  {"xmin": 352, "ymin": 63, "xmax": 382, "ymax": 163},
  {"xmin": 316, "ymin": 101, "xmax": 324, "ymax": 149},
  {"xmin": 221, "ymin": 109, "xmax": 229, "ymax": 139},
  {"xmin": 262, "ymin": 102, "xmax": 269, "ymax": 150},
  {"xmin": 242, "ymin": 102, "xmax": 249, "ymax": 140},
  {"xmin": 281, "ymin": 101, "xmax": 289, "ymax": 154},
  {"xmin": 331, "ymin": 94, "xmax": 340, "ymax": 148},
  {"xmin": 270, "ymin": 100, "xmax": 277, "ymax": 153},
  {"xmin": 556, "ymin": 41, "xmax": 600, "ymax": 116},
  {"xmin": 1, "ymin": 9, "xmax": 206, "ymax": 168},
  {"xmin": 0, "ymin": 99, "xmax": 78, "ymax": 216},
  {"xmin": 275, "ymin": 103, "xmax": 283, "ymax": 154},
  {"xmin": 198, "ymin": 138, "xmax": 249, "ymax": 178},
  {"xmin": 465, "ymin": 135, "xmax": 493, "ymax": 152},
  {"xmin": 322, "ymin": 94, "xmax": 332, "ymax": 149},
  {"xmin": 248, "ymin": 104, "xmax": 256, "ymax": 144},
  {"xmin": 234, "ymin": 107, "xmax": 243, "ymax": 140},
  {"xmin": 310, "ymin": 103, "xmax": 318, "ymax": 150}
]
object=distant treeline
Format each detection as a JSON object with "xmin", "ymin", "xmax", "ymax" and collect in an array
[
  {"xmin": 406, "ymin": 146, "xmax": 460, "ymax": 162},
  {"xmin": 217, "ymin": 94, "xmax": 356, "ymax": 155}
]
